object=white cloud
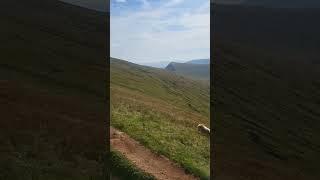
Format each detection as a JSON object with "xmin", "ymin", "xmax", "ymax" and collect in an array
[
  {"xmin": 139, "ymin": 0, "xmax": 151, "ymax": 9},
  {"xmin": 164, "ymin": 0, "xmax": 185, "ymax": 7},
  {"xmin": 111, "ymin": 0, "xmax": 210, "ymax": 63}
]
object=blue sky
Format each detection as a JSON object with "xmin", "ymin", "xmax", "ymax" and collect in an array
[{"xmin": 111, "ymin": 0, "xmax": 210, "ymax": 64}]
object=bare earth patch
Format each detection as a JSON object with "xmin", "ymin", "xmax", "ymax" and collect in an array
[{"xmin": 110, "ymin": 127, "xmax": 199, "ymax": 180}]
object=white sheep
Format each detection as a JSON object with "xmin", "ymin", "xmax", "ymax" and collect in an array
[{"xmin": 197, "ymin": 124, "xmax": 210, "ymax": 135}]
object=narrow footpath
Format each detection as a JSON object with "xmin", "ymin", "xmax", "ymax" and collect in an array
[{"xmin": 110, "ymin": 127, "xmax": 199, "ymax": 180}]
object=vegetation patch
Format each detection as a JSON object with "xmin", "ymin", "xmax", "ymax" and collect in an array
[{"xmin": 111, "ymin": 90, "xmax": 210, "ymax": 179}]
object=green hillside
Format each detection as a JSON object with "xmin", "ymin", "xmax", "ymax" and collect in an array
[
  {"xmin": 213, "ymin": 4, "xmax": 320, "ymax": 180},
  {"xmin": 110, "ymin": 58, "xmax": 210, "ymax": 179},
  {"xmin": 0, "ymin": 0, "xmax": 107, "ymax": 179},
  {"xmin": 165, "ymin": 62, "xmax": 210, "ymax": 81}
]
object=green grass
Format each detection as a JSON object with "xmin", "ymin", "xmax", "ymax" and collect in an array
[
  {"xmin": 0, "ymin": 155, "xmax": 105, "ymax": 180},
  {"xmin": 0, "ymin": 0, "xmax": 107, "ymax": 179},
  {"xmin": 111, "ymin": 58, "xmax": 210, "ymax": 179},
  {"xmin": 111, "ymin": 58, "xmax": 210, "ymax": 116},
  {"xmin": 213, "ymin": 9, "xmax": 320, "ymax": 178}
]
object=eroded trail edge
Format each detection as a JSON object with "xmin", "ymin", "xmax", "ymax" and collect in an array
[{"xmin": 110, "ymin": 127, "xmax": 199, "ymax": 180}]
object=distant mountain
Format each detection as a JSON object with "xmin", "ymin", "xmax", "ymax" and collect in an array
[
  {"xmin": 139, "ymin": 61, "xmax": 172, "ymax": 68},
  {"xmin": 138, "ymin": 59, "xmax": 209, "ymax": 68},
  {"xmin": 186, "ymin": 59, "xmax": 210, "ymax": 65},
  {"xmin": 165, "ymin": 62, "xmax": 209, "ymax": 81}
]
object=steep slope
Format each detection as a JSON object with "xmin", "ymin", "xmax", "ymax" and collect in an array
[
  {"xmin": 110, "ymin": 57, "xmax": 210, "ymax": 179},
  {"xmin": 111, "ymin": 58, "xmax": 210, "ymax": 116},
  {"xmin": 165, "ymin": 62, "xmax": 210, "ymax": 81},
  {"xmin": 214, "ymin": 5, "xmax": 320, "ymax": 54},
  {"xmin": 0, "ymin": 0, "xmax": 107, "ymax": 179},
  {"xmin": 213, "ymin": 4, "xmax": 320, "ymax": 180},
  {"xmin": 59, "ymin": 0, "xmax": 108, "ymax": 12}
]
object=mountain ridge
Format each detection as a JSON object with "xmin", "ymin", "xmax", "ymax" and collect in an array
[
  {"xmin": 186, "ymin": 59, "xmax": 210, "ymax": 64},
  {"xmin": 165, "ymin": 61, "xmax": 209, "ymax": 81}
]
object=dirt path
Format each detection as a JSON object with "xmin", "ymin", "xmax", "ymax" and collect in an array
[{"xmin": 110, "ymin": 127, "xmax": 199, "ymax": 180}]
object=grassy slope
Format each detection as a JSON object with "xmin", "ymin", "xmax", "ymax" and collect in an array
[
  {"xmin": 213, "ymin": 5, "xmax": 320, "ymax": 180},
  {"xmin": 110, "ymin": 58, "xmax": 210, "ymax": 179},
  {"xmin": 166, "ymin": 62, "xmax": 210, "ymax": 81},
  {"xmin": 0, "ymin": 0, "xmax": 107, "ymax": 179}
]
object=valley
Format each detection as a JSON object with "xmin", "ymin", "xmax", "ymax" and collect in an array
[{"xmin": 110, "ymin": 57, "xmax": 210, "ymax": 179}]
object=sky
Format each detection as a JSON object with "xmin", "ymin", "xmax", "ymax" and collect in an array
[{"xmin": 111, "ymin": 0, "xmax": 210, "ymax": 64}]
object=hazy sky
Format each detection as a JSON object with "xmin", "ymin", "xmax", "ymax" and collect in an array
[{"xmin": 111, "ymin": 0, "xmax": 210, "ymax": 63}]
